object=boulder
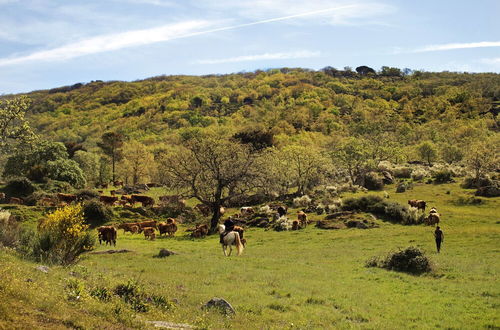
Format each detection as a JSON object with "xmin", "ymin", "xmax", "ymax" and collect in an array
[
  {"xmin": 157, "ymin": 249, "xmax": 177, "ymax": 258},
  {"xmin": 202, "ymin": 297, "xmax": 235, "ymax": 315},
  {"xmin": 35, "ymin": 265, "xmax": 50, "ymax": 273}
]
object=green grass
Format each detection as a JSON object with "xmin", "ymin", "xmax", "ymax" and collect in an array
[{"xmin": 1, "ymin": 182, "xmax": 499, "ymax": 329}]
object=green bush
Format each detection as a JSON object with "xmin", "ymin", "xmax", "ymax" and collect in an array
[
  {"xmin": 363, "ymin": 172, "xmax": 384, "ymax": 190},
  {"xmin": 23, "ymin": 191, "xmax": 54, "ymax": 206},
  {"xmin": 367, "ymin": 246, "xmax": 432, "ymax": 275},
  {"xmin": 83, "ymin": 200, "xmax": 113, "ymax": 227},
  {"xmin": 41, "ymin": 179, "xmax": 73, "ymax": 193},
  {"xmin": 4, "ymin": 177, "xmax": 36, "ymax": 197},
  {"xmin": 432, "ymin": 169, "xmax": 453, "ymax": 183},
  {"xmin": 461, "ymin": 176, "xmax": 493, "ymax": 189},
  {"xmin": 76, "ymin": 189, "xmax": 100, "ymax": 201},
  {"xmin": 393, "ymin": 167, "xmax": 412, "ymax": 178}
]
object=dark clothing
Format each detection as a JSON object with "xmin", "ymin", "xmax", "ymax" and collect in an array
[
  {"xmin": 434, "ymin": 228, "xmax": 444, "ymax": 253},
  {"xmin": 220, "ymin": 218, "xmax": 235, "ymax": 243}
]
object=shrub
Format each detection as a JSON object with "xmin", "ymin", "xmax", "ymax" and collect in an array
[
  {"xmin": 23, "ymin": 191, "xmax": 54, "ymax": 206},
  {"xmin": 41, "ymin": 179, "xmax": 73, "ymax": 193},
  {"xmin": 367, "ymin": 246, "xmax": 432, "ymax": 274},
  {"xmin": 411, "ymin": 168, "xmax": 429, "ymax": 181},
  {"xmin": 461, "ymin": 176, "xmax": 494, "ymax": 189},
  {"xmin": 453, "ymin": 195, "xmax": 484, "ymax": 206},
  {"xmin": 82, "ymin": 200, "xmax": 113, "ymax": 227},
  {"xmin": 475, "ymin": 184, "xmax": 500, "ymax": 198},
  {"xmin": 393, "ymin": 167, "xmax": 412, "ymax": 178},
  {"xmin": 342, "ymin": 195, "xmax": 384, "ymax": 212},
  {"xmin": 32, "ymin": 204, "xmax": 94, "ymax": 265},
  {"xmin": 363, "ymin": 172, "xmax": 384, "ymax": 190},
  {"xmin": 432, "ymin": 169, "xmax": 453, "ymax": 183},
  {"xmin": 4, "ymin": 177, "xmax": 36, "ymax": 197},
  {"xmin": 76, "ymin": 189, "xmax": 100, "ymax": 201},
  {"xmin": 293, "ymin": 195, "xmax": 312, "ymax": 208}
]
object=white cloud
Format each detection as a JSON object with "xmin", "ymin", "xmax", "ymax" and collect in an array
[
  {"xmin": 479, "ymin": 57, "xmax": 500, "ymax": 65},
  {"xmin": 0, "ymin": 20, "xmax": 216, "ymax": 66},
  {"xmin": 195, "ymin": 50, "xmax": 321, "ymax": 64},
  {"xmin": 407, "ymin": 41, "xmax": 500, "ymax": 53}
]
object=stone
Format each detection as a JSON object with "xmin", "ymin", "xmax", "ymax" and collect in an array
[
  {"xmin": 35, "ymin": 265, "xmax": 50, "ymax": 273},
  {"xmin": 202, "ymin": 297, "xmax": 236, "ymax": 315},
  {"xmin": 157, "ymin": 249, "xmax": 176, "ymax": 258}
]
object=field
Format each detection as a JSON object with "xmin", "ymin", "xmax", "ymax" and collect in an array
[{"xmin": 1, "ymin": 182, "xmax": 499, "ymax": 329}]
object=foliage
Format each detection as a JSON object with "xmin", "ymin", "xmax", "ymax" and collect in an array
[
  {"xmin": 367, "ymin": 246, "xmax": 432, "ymax": 275},
  {"xmin": 363, "ymin": 172, "xmax": 384, "ymax": 190},
  {"xmin": 82, "ymin": 200, "xmax": 113, "ymax": 227},
  {"xmin": 464, "ymin": 141, "xmax": 498, "ymax": 184},
  {"xmin": 119, "ymin": 141, "xmax": 154, "ymax": 185},
  {"xmin": 76, "ymin": 189, "xmax": 100, "ymax": 201},
  {"xmin": 331, "ymin": 137, "xmax": 373, "ymax": 185},
  {"xmin": 4, "ymin": 177, "xmax": 36, "ymax": 197},
  {"xmin": 97, "ymin": 132, "xmax": 124, "ymax": 182},
  {"xmin": 73, "ymin": 151, "xmax": 100, "ymax": 187},
  {"xmin": 417, "ymin": 141, "xmax": 438, "ymax": 166},
  {"xmin": 0, "ymin": 96, "xmax": 37, "ymax": 153},
  {"xmin": 432, "ymin": 169, "xmax": 454, "ymax": 183},
  {"xmin": 33, "ymin": 204, "xmax": 94, "ymax": 265},
  {"xmin": 3, "ymin": 141, "xmax": 85, "ymax": 188}
]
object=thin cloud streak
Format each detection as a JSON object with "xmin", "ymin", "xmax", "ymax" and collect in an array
[
  {"xmin": 408, "ymin": 41, "xmax": 500, "ymax": 53},
  {"xmin": 195, "ymin": 50, "xmax": 321, "ymax": 64},
  {"xmin": 0, "ymin": 4, "xmax": 355, "ymax": 67}
]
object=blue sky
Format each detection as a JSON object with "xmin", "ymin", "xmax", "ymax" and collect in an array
[{"xmin": 0, "ymin": 0, "xmax": 499, "ymax": 94}]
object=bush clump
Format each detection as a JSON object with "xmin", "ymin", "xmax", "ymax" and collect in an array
[
  {"xmin": 393, "ymin": 167, "xmax": 412, "ymax": 178},
  {"xmin": 461, "ymin": 176, "xmax": 493, "ymax": 189},
  {"xmin": 432, "ymin": 169, "xmax": 453, "ymax": 183},
  {"xmin": 40, "ymin": 179, "xmax": 73, "ymax": 193},
  {"xmin": 363, "ymin": 172, "xmax": 384, "ymax": 190},
  {"xmin": 4, "ymin": 177, "xmax": 36, "ymax": 197},
  {"xmin": 366, "ymin": 246, "xmax": 432, "ymax": 274},
  {"xmin": 76, "ymin": 189, "xmax": 100, "ymax": 201},
  {"xmin": 82, "ymin": 200, "xmax": 113, "ymax": 227}
]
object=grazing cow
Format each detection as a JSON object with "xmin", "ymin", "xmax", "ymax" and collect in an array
[
  {"xmin": 9, "ymin": 197, "xmax": 23, "ymax": 205},
  {"xmin": 57, "ymin": 193, "xmax": 77, "ymax": 204},
  {"xmin": 113, "ymin": 180, "xmax": 123, "ymax": 187},
  {"xmin": 240, "ymin": 207, "xmax": 255, "ymax": 216},
  {"xmin": 297, "ymin": 211, "xmax": 308, "ymax": 227},
  {"xmin": 38, "ymin": 197, "xmax": 55, "ymax": 207},
  {"xmin": 0, "ymin": 192, "xmax": 5, "ymax": 202},
  {"xmin": 137, "ymin": 220, "xmax": 157, "ymax": 230},
  {"xmin": 408, "ymin": 199, "xmax": 426, "ymax": 211},
  {"xmin": 159, "ymin": 218, "xmax": 178, "ymax": 237},
  {"xmin": 191, "ymin": 224, "xmax": 209, "ymax": 238},
  {"xmin": 292, "ymin": 220, "xmax": 300, "ymax": 230},
  {"xmin": 121, "ymin": 195, "xmax": 134, "ymax": 204},
  {"xmin": 97, "ymin": 226, "xmax": 117, "ymax": 246},
  {"xmin": 99, "ymin": 195, "xmax": 118, "ymax": 206},
  {"xmin": 143, "ymin": 227, "xmax": 156, "ymax": 240},
  {"xmin": 118, "ymin": 222, "xmax": 141, "ymax": 234},
  {"xmin": 429, "ymin": 207, "xmax": 438, "ymax": 214},
  {"xmin": 425, "ymin": 213, "xmax": 440, "ymax": 226},
  {"xmin": 277, "ymin": 206, "xmax": 288, "ymax": 218},
  {"xmin": 131, "ymin": 194, "xmax": 155, "ymax": 207},
  {"xmin": 196, "ymin": 204, "xmax": 211, "ymax": 217}
]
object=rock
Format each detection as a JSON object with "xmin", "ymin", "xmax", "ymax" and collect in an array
[
  {"xmin": 202, "ymin": 297, "xmax": 236, "ymax": 315},
  {"xmin": 35, "ymin": 265, "xmax": 50, "ymax": 273},
  {"xmin": 381, "ymin": 171, "xmax": 394, "ymax": 184},
  {"xmin": 395, "ymin": 183, "xmax": 406, "ymax": 193},
  {"xmin": 146, "ymin": 321, "xmax": 193, "ymax": 329},
  {"xmin": 156, "ymin": 249, "xmax": 177, "ymax": 258}
]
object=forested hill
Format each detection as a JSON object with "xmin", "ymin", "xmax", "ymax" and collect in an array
[{"xmin": 10, "ymin": 68, "xmax": 500, "ymax": 152}]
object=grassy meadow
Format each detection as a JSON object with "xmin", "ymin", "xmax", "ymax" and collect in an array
[{"xmin": 1, "ymin": 182, "xmax": 499, "ymax": 329}]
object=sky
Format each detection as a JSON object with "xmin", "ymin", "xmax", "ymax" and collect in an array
[{"xmin": 0, "ymin": 0, "xmax": 499, "ymax": 94}]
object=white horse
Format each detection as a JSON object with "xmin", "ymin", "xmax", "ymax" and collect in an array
[{"xmin": 218, "ymin": 224, "xmax": 244, "ymax": 256}]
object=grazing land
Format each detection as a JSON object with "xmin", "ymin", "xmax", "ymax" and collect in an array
[{"xmin": 1, "ymin": 182, "xmax": 498, "ymax": 329}]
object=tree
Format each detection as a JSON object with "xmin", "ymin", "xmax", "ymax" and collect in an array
[
  {"xmin": 120, "ymin": 141, "xmax": 154, "ymax": 185},
  {"xmin": 356, "ymin": 66, "xmax": 376, "ymax": 76},
  {"xmin": 73, "ymin": 151, "xmax": 100, "ymax": 187},
  {"xmin": 417, "ymin": 141, "xmax": 438, "ymax": 166},
  {"xmin": 158, "ymin": 133, "xmax": 260, "ymax": 233},
  {"xmin": 331, "ymin": 138, "xmax": 373, "ymax": 185},
  {"xmin": 465, "ymin": 141, "xmax": 497, "ymax": 184},
  {"xmin": 97, "ymin": 132, "xmax": 124, "ymax": 182},
  {"xmin": 3, "ymin": 141, "xmax": 86, "ymax": 188},
  {"xmin": 0, "ymin": 96, "xmax": 37, "ymax": 153}
]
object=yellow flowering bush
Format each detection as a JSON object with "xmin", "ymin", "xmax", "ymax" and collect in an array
[{"xmin": 33, "ymin": 204, "xmax": 94, "ymax": 265}]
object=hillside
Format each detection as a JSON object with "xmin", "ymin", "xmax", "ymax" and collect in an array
[{"xmin": 11, "ymin": 68, "xmax": 500, "ymax": 151}]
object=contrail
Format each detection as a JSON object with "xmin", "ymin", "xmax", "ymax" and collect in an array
[{"xmin": 0, "ymin": 5, "xmax": 356, "ymax": 66}]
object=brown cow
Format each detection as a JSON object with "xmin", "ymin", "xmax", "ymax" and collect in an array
[
  {"xmin": 9, "ymin": 197, "xmax": 24, "ymax": 205},
  {"xmin": 292, "ymin": 220, "xmax": 300, "ymax": 230},
  {"xmin": 191, "ymin": 224, "xmax": 209, "ymax": 238},
  {"xmin": 114, "ymin": 180, "xmax": 123, "ymax": 187},
  {"xmin": 100, "ymin": 195, "xmax": 118, "ymax": 206},
  {"xmin": 159, "ymin": 219, "xmax": 178, "ymax": 237},
  {"xmin": 297, "ymin": 211, "xmax": 308, "ymax": 227},
  {"xmin": 425, "ymin": 213, "xmax": 440, "ymax": 226},
  {"xmin": 137, "ymin": 219, "xmax": 157, "ymax": 230},
  {"xmin": 38, "ymin": 197, "xmax": 56, "ymax": 207},
  {"xmin": 143, "ymin": 227, "xmax": 156, "ymax": 240},
  {"xmin": 97, "ymin": 226, "xmax": 117, "ymax": 246},
  {"xmin": 118, "ymin": 222, "xmax": 141, "ymax": 234},
  {"xmin": 57, "ymin": 193, "xmax": 77, "ymax": 204},
  {"xmin": 131, "ymin": 195, "xmax": 155, "ymax": 207},
  {"xmin": 408, "ymin": 199, "xmax": 426, "ymax": 211}
]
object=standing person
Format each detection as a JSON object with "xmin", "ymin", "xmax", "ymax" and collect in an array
[{"xmin": 434, "ymin": 226, "xmax": 444, "ymax": 253}]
